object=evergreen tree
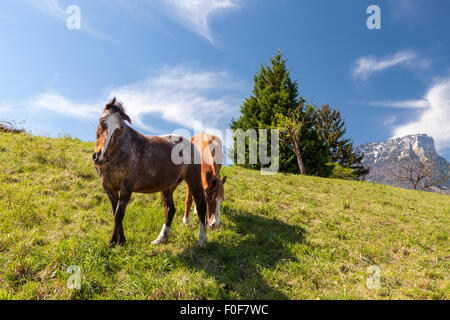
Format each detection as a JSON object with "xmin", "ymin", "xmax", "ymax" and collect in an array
[
  {"xmin": 230, "ymin": 51, "xmax": 330, "ymax": 176},
  {"xmin": 315, "ymin": 104, "xmax": 369, "ymax": 179}
]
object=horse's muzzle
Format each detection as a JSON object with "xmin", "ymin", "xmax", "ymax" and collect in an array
[
  {"xmin": 208, "ymin": 218, "xmax": 219, "ymax": 230},
  {"xmin": 92, "ymin": 152, "xmax": 109, "ymax": 164}
]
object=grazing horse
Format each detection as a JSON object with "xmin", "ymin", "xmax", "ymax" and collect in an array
[
  {"xmin": 93, "ymin": 98, "xmax": 208, "ymax": 247},
  {"xmin": 183, "ymin": 133, "xmax": 226, "ymax": 229}
]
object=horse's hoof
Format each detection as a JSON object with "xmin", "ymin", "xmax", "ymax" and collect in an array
[
  {"xmin": 198, "ymin": 239, "xmax": 207, "ymax": 247},
  {"xmin": 108, "ymin": 241, "xmax": 117, "ymax": 249},
  {"xmin": 151, "ymin": 237, "xmax": 168, "ymax": 245},
  {"xmin": 182, "ymin": 216, "xmax": 190, "ymax": 226}
]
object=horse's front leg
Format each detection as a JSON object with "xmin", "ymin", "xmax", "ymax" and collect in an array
[
  {"xmin": 183, "ymin": 185, "xmax": 193, "ymax": 225},
  {"xmin": 109, "ymin": 182, "xmax": 132, "ymax": 248},
  {"xmin": 103, "ymin": 185, "xmax": 125, "ymax": 243},
  {"xmin": 186, "ymin": 176, "xmax": 207, "ymax": 246},
  {"xmin": 152, "ymin": 189, "xmax": 176, "ymax": 245}
]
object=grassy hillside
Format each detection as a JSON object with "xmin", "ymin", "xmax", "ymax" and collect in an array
[{"xmin": 0, "ymin": 132, "xmax": 448, "ymax": 300}]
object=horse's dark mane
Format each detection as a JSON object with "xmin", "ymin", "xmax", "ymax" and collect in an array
[{"xmin": 105, "ymin": 98, "xmax": 132, "ymax": 124}]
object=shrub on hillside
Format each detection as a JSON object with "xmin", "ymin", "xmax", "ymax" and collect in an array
[{"xmin": 328, "ymin": 163, "xmax": 358, "ymax": 180}]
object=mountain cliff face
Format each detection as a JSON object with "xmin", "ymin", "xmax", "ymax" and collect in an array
[{"xmin": 356, "ymin": 134, "xmax": 450, "ymax": 194}]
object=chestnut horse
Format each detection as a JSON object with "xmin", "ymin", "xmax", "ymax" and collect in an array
[
  {"xmin": 93, "ymin": 98, "xmax": 207, "ymax": 248},
  {"xmin": 183, "ymin": 133, "xmax": 226, "ymax": 229}
]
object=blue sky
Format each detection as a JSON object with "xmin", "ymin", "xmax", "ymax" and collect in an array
[{"xmin": 0, "ymin": 0, "xmax": 449, "ymax": 159}]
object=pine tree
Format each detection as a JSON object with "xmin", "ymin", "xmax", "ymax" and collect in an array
[
  {"xmin": 230, "ymin": 51, "xmax": 330, "ymax": 176},
  {"xmin": 315, "ymin": 104, "xmax": 369, "ymax": 179}
]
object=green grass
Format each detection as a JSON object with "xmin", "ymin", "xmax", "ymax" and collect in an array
[{"xmin": 0, "ymin": 131, "xmax": 449, "ymax": 300}]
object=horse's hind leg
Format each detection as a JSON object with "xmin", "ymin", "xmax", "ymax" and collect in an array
[
  {"xmin": 183, "ymin": 185, "xmax": 193, "ymax": 225},
  {"xmin": 152, "ymin": 189, "xmax": 176, "ymax": 245}
]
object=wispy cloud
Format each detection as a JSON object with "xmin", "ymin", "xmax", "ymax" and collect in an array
[
  {"xmin": 30, "ymin": 93, "xmax": 100, "ymax": 119},
  {"xmin": 366, "ymin": 99, "xmax": 430, "ymax": 109},
  {"xmin": 353, "ymin": 50, "xmax": 430, "ymax": 80},
  {"xmin": 31, "ymin": 0, "xmax": 65, "ymax": 19},
  {"xmin": 391, "ymin": 78, "xmax": 450, "ymax": 151},
  {"xmin": 155, "ymin": 0, "xmax": 242, "ymax": 45},
  {"xmin": 109, "ymin": 66, "xmax": 242, "ymax": 131},
  {"xmin": 0, "ymin": 11, "xmax": 15, "ymax": 22},
  {"xmin": 29, "ymin": 0, "xmax": 243, "ymax": 45},
  {"xmin": 25, "ymin": 66, "xmax": 243, "ymax": 134},
  {"xmin": 389, "ymin": 0, "xmax": 423, "ymax": 20},
  {"xmin": 29, "ymin": 0, "xmax": 115, "ymax": 42}
]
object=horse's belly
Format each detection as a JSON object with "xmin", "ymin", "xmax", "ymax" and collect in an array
[{"xmin": 132, "ymin": 166, "xmax": 184, "ymax": 193}]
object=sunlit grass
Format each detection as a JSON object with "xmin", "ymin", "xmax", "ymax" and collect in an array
[{"xmin": 0, "ymin": 132, "xmax": 448, "ymax": 300}]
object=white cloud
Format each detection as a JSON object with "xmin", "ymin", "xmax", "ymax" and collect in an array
[
  {"xmin": 29, "ymin": 0, "xmax": 243, "ymax": 45},
  {"xmin": 367, "ymin": 99, "xmax": 430, "ymax": 109},
  {"xmin": 156, "ymin": 0, "xmax": 242, "ymax": 44},
  {"xmin": 353, "ymin": 50, "xmax": 430, "ymax": 80},
  {"xmin": 30, "ymin": 93, "xmax": 100, "ymax": 119},
  {"xmin": 0, "ymin": 106, "xmax": 9, "ymax": 113},
  {"xmin": 0, "ymin": 11, "xmax": 15, "ymax": 22},
  {"xmin": 389, "ymin": 0, "xmax": 422, "ymax": 20},
  {"xmin": 26, "ymin": 66, "xmax": 242, "ymax": 134},
  {"xmin": 31, "ymin": 0, "xmax": 65, "ymax": 19},
  {"xmin": 391, "ymin": 78, "xmax": 450, "ymax": 151},
  {"xmin": 109, "ymin": 66, "xmax": 241, "ymax": 131},
  {"xmin": 29, "ymin": 0, "xmax": 115, "ymax": 42}
]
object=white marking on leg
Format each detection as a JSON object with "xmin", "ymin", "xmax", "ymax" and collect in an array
[
  {"xmin": 209, "ymin": 197, "xmax": 222, "ymax": 228},
  {"xmin": 151, "ymin": 224, "xmax": 170, "ymax": 244},
  {"xmin": 183, "ymin": 214, "xmax": 191, "ymax": 225},
  {"xmin": 198, "ymin": 222, "xmax": 207, "ymax": 247},
  {"xmin": 214, "ymin": 197, "xmax": 222, "ymax": 227}
]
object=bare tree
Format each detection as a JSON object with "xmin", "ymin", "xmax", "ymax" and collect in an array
[
  {"xmin": 0, "ymin": 120, "xmax": 24, "ymax": 134},
  {"xmin": 275, "ymin": 103, "xmax": 315, "ymax": 175},
  {"xmin": 393, "ymin": 152, "xmax": 449, "ymax": 192}
]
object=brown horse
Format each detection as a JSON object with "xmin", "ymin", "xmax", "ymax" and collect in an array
[
  {"xmin": 93, "ymin": 98, "xmax": 208, "ymax": 248},
  {"xmin": 183, "ymin": 133, "xmax": 226, "ymax": 229}
]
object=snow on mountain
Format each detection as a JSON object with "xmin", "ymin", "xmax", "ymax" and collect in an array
[{"xmin": 356, "ymin": 134, "xmax": 449, "ymax": 194}]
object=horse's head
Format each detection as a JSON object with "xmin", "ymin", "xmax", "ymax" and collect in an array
[
  {"xmin": 93, "ymin": 97, "xmax": 132, "ymax": 165},
  {"xmin": 204, "ymin": 173, "xmax": 227, "ymax": 229}
]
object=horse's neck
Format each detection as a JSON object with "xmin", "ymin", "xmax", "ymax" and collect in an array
[
  {"xmin": 127, "ymin": 125, "xmax": 147, "ymax": 140},
  {"xmin": 111, "ymin": 125, "xmax": 135, "ymax": 156},
  {"xmin": 201, "ymin": 156, "xmax": 220, "ymax": 179},
  {"xmin": 202, "ymin": 144, "xmax": 223, "ymax": 176}
]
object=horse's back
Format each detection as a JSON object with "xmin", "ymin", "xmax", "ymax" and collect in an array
[
  {"xmin": 191, "ymin": 133, "xmax": 223, "ymax": 165},
  {"xmin": 118, "ymin": 132, "xmax": 187, "ymax": 193},
  {"xmin": 191, "ymin": 133, "xmax": 223, "ymax": 184}
]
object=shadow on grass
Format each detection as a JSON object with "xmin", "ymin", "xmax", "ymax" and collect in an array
[{"xmin": 175, "ymin": 206, "xmax": 306, "ymax": 299}]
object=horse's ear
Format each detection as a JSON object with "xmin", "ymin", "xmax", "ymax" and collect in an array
[
  {"xmin": 106, "ymin": 97, "xmax": 116, "ymax": 108},
  {"xmin": 105, "ymin": 97, "xmax": 116, "ymax": 109},
  {"xmin": 206, "ymin": 171, "xmax": 213, "ymax": 182},
  {"xmin": 222, "ymin": 176, "xmax": 227, "ymax": 185},
  {"xmin": 210, "ymin": 176, "xmax": 219, "ymax": 190},
  {"xmin": 122, "ymin": 112, "xmax": 132, "ymax": 124}
]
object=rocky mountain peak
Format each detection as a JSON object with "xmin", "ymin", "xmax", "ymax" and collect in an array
[{"xmin": 356, "ymin": 134, "xmax": 449, "ymax": 194}]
